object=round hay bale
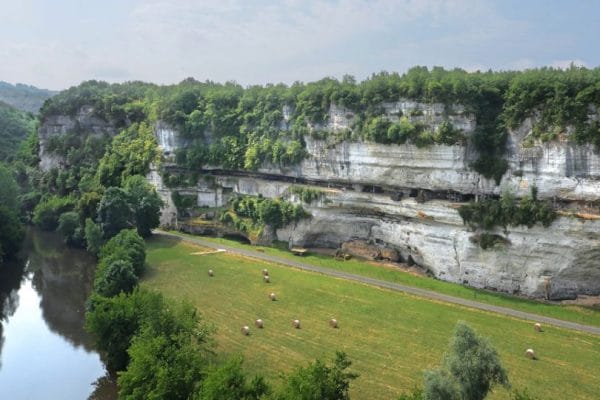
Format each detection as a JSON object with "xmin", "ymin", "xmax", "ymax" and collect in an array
[
  {"xmin": 241, "ymin": 326, "xmax": 250, "ymax": 336},
  {"xmin": 263, "ymin": 275, "xmax": 270, "ymax": 283},
  {"xmin": 255, "ymin": 319, "xmax": 264, "ymax": 328},
  {"xmin": 262, "ymin": 269, "xmax": 269, "ymax": 276},
  {"xmin": 329, "ymin": 318, "xmax": 338, "ymax": 328},
  {"xmin": 292, "ymin": 319, "xmax": 301, "ymax": 329},
  {"xmin": 525, "ymin": 349, "xmax": 536, "ymax": 359},
  {"xmin": 269, "ymin": 292, "xmax": 277, "ymax": 301},
  {"xmin": 208, "ymin": 269, "xmax": 214, "ymax": 277},
  {"xmin": 534, "ymin": 323, "xmax": 542, "ymax": 332}
]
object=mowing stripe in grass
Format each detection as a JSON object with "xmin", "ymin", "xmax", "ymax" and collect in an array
[{"xmin": 155, "ymin": 230, "xmax": 600, "ymax": 335}]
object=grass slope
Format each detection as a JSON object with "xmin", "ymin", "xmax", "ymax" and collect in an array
[
  {"xmin": 144, "ymin": 236, "xmax": 600, "ymax": 400},
  {"xmin": 168, "ymin": 231, "xmax": 600, "ymax": 327}
]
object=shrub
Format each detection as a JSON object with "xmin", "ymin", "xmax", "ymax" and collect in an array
[
  {"xmin": 84, "ymin": 218, "xmax": 104, "ymax": 256},
  {"xmin": 32, "ymin": 195, "xmax": 75, "ymax": 231},
  {"xmin": 57, "ymin": 211, "xmax": 83, "ymax": 246},
  {"xmin": 94, "ymin": 259, "xmax": 138, "ymax": 297},
  {"xmin": 274, "ymin": 351, "xmax": 358, "ymax": 400},
  {"xmin": 99, "ymin": 229, "xmax": 146, "ymax": 276}
]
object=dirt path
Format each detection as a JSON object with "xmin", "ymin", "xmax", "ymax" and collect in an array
[{"xmin": 155, "ymin": 231, "xmax": 600, "ymax": 335}]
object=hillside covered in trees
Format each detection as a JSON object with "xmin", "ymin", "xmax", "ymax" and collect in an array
[
  {"xmin": 40, "ymin": 66, "xmax": 600, "ymax": 183},
  {"xmin": 0, "ymin": 81, "xmax": 55, "ymax": 114},
  {"xmin": 0, "ymin": 101, "xmax": 36, "ymax": 162}
]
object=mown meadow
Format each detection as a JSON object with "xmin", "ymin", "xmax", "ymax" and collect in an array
[{"xmin": 143, "ymin": 236, "xmax": 600, "ymax": 399}]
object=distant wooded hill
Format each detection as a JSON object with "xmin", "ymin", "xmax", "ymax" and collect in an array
[
  {"xmin": 0, "ymin": 101, "xmax": 36, "ymax": 161},
  {"xmin": 0, "ymin": 81, "xmax": 56, "ymax": 114}
]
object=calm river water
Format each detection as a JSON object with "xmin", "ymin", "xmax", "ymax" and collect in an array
[{"xmin": 0, "ymin": 229, "xmax": 117, "ymax": 399}]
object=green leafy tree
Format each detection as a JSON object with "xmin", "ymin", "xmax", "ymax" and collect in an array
[
  {"xmin": 85, "ymin": 290, "xmax": 158, "ymax": 371},
  {"xmin": 275, "ymin": 351, "xmax": 358, "ymax": 400},
  {"xmin": 423, "ymin": 322, "xmax": 509, "ymax": 400},
  {"xmin": 196, "ymin": 357, "xmax": 270, "ymax": 400},
  {"xmin": 0, "ymin": 205, "xmax": 25, "ymax": 262},
  {"xmin": 76, "ymin": 191, "xmax": 102, "ymax": 224},
  {"xmin": 97, "ymin": 187, "xmax": 132, "ymax": 239},
  {"xmin": 32, "ymin": 195, "xmax": 75, "ymax": 231},
  {"xmin": 123, "ymin": 175, "xmax": 163, "ymax": 237},
  {"xmin": 117, "ymin": 298, "xmax": 212, "ymax": 400},
  {"xmin": 0, "ymin": 163, "xmax": 20, "ymax": 212},
  {"xmin": 96, "ymin": 122, "xmax": 159, "ymax": 187},
  {"xmin": 57, "ymin": 211, "xmax": 83, "ymax": 246},
  {"xmin": 99, "ymin": 229, "xmax": 146, "ymax": 276},
  {"xmin": 94, "ymin": 259, "xmax": 138, "ymax": 297},
  {"xmin": 84, "ymin": 218, "xmax": 104, "ymax": 256}
]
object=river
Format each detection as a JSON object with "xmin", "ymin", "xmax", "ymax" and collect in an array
[{"xmin": 0, "ymin": 229, "xmax": 117, "ymax": 399}]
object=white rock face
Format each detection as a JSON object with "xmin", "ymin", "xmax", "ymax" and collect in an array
[
  {"xmin": 248, "ymin": 103, "xmax": 600, "ymax": 201},
  {"xmin": 155, "ymin": 121, "xmax": 187, "ymax": 156},
  {"xmin": 146, "ymin": 168, "xmax": 178, "ymax": 227},
  {"xmin": 38, "ymin": 106, "xmax": 117, "ymax": 171},
  {"xmin": 166, "ymin": 174, "xmax": 600, "ymax": 298}
]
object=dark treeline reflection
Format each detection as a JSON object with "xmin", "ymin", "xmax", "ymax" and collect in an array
[
  {"xmin": 26, "ymin": 229, "xmax": 97, "ymax": 351},
  {"xmin": 0, "ymin": 229, "xmax": 117, "ymax": 399},
  {"xmin": 0, "ymin": 253, "xmax": 26, "ymax": 368}
]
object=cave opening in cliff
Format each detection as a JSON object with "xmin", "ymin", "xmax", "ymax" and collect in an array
[{"xmin": 222, "ymin": 234, "xmax": 251, "ymax": 244}]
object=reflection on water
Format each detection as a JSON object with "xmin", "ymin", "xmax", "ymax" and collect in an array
[{"xmin": 0, "ymin": 229, "xmax": 117, "ymax": 399}]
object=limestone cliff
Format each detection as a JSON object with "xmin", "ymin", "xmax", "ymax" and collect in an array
[{"xmin": 37, "ymin": 102, "xmax": 600, "ymax": 299}]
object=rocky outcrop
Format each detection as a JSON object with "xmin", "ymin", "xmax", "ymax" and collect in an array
[
  {"xmin": 188, "ymin": 175, "xmax": 600, "ymax": 299},
  {"xmin": 38, "ymin": 106, "xmax": 117, "ymax": 171}
]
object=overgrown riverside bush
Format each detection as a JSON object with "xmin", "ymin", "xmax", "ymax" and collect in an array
[
  {"xmin": 93, "ymin": 229, "xmax": 145, "ymax": 297},
  {"xmin": 458, "ymin": 187, "xmax": 556, "ymax": 233},
  {"xmin": 57, "ymin": 211, "xmax": 83, "ymax": 246},
  {"xmin": 32, "ymin": 195, "xmax": 76, "ymax": 231}
]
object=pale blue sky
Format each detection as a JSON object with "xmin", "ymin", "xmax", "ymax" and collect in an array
[{"xmin": 0, "ymin": 0, "xmax": 598, "ymax": 90}]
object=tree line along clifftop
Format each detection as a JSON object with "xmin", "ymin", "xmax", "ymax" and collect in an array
[{"xmin": 39, "ymin": 66, "xmax": 600, "ymax": 184}]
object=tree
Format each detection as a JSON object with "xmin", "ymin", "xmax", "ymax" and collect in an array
[
  {"xmin": 94, "ymin": 259, "xmax": 138, "ymax": 297},
  {"xmin": 32, "ymin": 195, "xmax": 75, "ymax": 231},
  {"xmin": 196, "ymin": 357, "xmax": 270, "ymax": 400},
  {"xmin": 423, "ymin": 322, "xmax": 509, "ymax": 400},
  {"xmin": 123, "ymin": 175, "xmax": 163, "ymax": 237},
  {"xmin": 99, "ymin": 229, "xmax": 146, "ymax": 276},
  {"xmin": 275, "ymin": 352, "xmax": 358, "ymax": 400},
  {"xmin": 57, "ymin": 211, "xmax": 83, "ymax": 246},
  {"xmin": 85, "ymin": 218, "xmax": 104, "ymax": 256},
  {"xmin": 97, "ymin": 187, "xmax": 132, "ymax": 239},
  {"xmin": 85, "ymin": 290, "xmax": 151, "ymax": 371},
  {"xmin": 0, "ymin": 205, "xmax": 25, "ymax": 262},
  {"xmin": 0, "ymin": 163, "xmax": 20, "ymax": 211},
  {"xmin": 117, "ymin": 297, "xmax": 212, "ymax": 400}
]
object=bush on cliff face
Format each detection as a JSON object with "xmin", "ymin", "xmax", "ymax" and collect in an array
[{"xmin": 458, "ymin": 187, "xmax": 557, "ymax": 242}]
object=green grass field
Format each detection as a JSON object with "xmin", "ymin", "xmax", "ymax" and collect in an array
[
  {"xmin": 167, "ymin": 231, "xmax": 600, "ymax": 327},
  {"xmin": 143, "ymin": 236, "xmax": 600, "ymax": 399}
]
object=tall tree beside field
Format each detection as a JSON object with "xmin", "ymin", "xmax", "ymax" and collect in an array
[{"xmin": 423, "ymin": 322, "xmax": 509, "ymax": 400}]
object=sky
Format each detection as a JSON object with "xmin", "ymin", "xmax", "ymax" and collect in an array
[{"xmin": 0, "ymin": 0, "xmax": 598, "ymax": 90}]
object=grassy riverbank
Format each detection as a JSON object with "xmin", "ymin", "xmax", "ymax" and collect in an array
[
  {"xmin": 143, "ymin": 236, "xmax": 600, "ymax": 399},
  {"xmin": 165, "ymin": 231, "xmax": 600, "ymax": 327}
]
